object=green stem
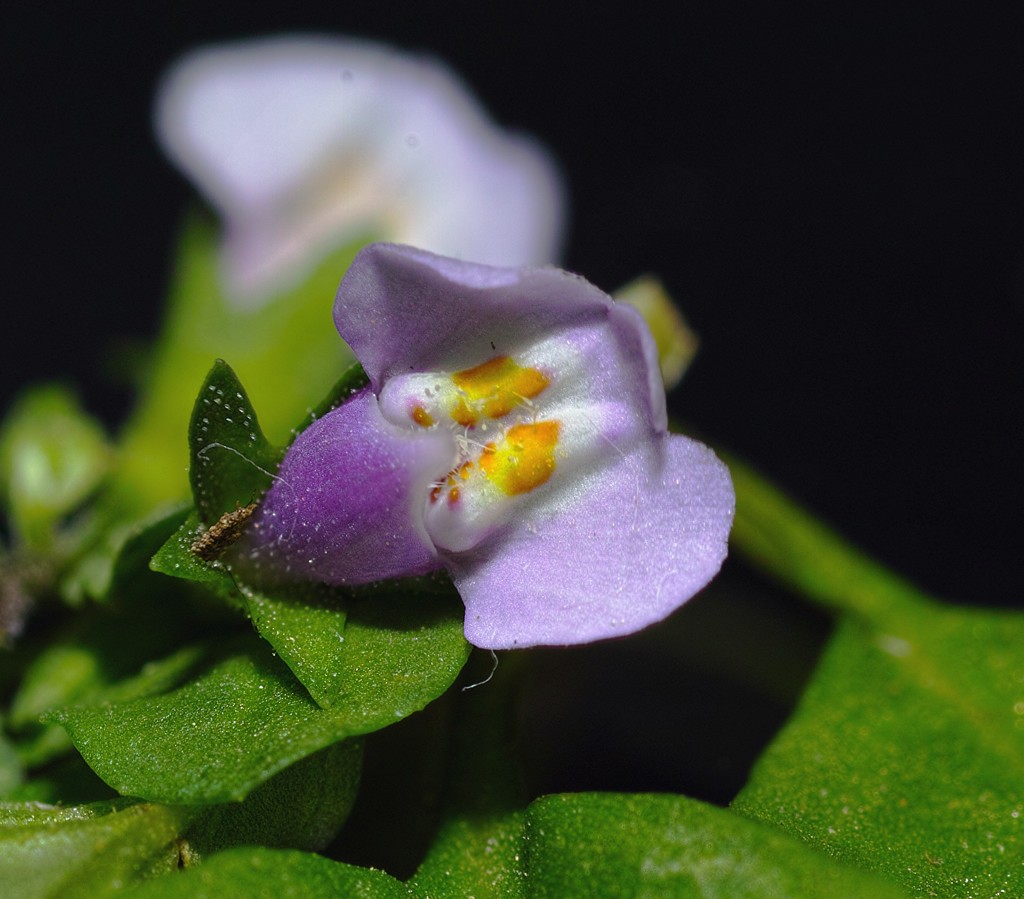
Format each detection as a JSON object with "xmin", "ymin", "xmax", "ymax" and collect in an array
[{"xmin": 723, "ymin": 451, "xmax": 933, "ymax": 631}]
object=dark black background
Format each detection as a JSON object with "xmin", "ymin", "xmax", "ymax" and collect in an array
[{"xmin": 3, "ymin": 4, "xmax": 1022, "ymax": 608}]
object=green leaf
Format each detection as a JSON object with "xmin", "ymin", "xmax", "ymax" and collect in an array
[
  {"xmin": 4, "ymin": 751, "xmax": 117, "ymax": 805},
  {"xmin": 0, "ymin": 727, "xmax": 22, "ymax": 797},
  {"xmin": 732, "ymin": 613, "xmax": 1024, "ymax": 898},
  {"xmin": 156, "ymin": 362, "xmax": 407, "ymax": 712},
  {"xmin": 726, "ymin": 455, "xmax": 1024, "ymax": 896},
  {"xmin": 58, "ymin": 498, "xmax": 189, "ymax": 607},
  {"xmin": 524, "ymin": 793, "xmax": 907, "ymax": 898},
  {"xmin": 151, "ymin": 511, "xmax": 350, "ymax": 709},
  {"xmin": 0, "ymin": 745, "xmax": 362, "ymax": 897},
  {"xmin": 45, "ymin": 636, "xmax": 320, "ymax": 804},
  {"xmin": 111, "ymin": 215, "xmax": 362, "ymax": 515},
  {"xmin": 10, "ymin": 625, "xmax": 203, "ymax": 734},
  {"xmin": 0, "ymin": 386, "xmax": 109, "ymax": 552},
  {"xmin": 7, "ymin": 512, "xmax": 207, "ymax": 767},
  {"xmin": 152, "ymin": 507, "xmax": 466, "ymax": 713},
  {"xmin": 9, "ymin": 614, "xmax": 205, "ymax": 770},
  {"xmin": 0, "ymin": 798, "xmax": 193, "ymax": 899},
  {"xmin": 238, "ymin": 583, "xmax": 349, "ymax": 709},
  {"xmin": 122, "ymin": 846, "xmax": 408, "ymax": 899},
  {"xmin": 188, "ymin": 360, "xmax": 280, "ymax": 526},
  {"xmin": 15, "ymin": 646, "xmax": 206, "ymax": 772},
  {"xmin": 185, "ymin": 740, "xmax": 362, "ymax": 857},
  {"xmin": 149, "ymin": 511, "xmax": 240, "ymax": 601},
  {"xmin": 106, "ymin": 505, "xmax": 193, "ymax": 599},
  {"xmin": 48, "ymin": 590, "xmax": 469, "ymax": 804}
]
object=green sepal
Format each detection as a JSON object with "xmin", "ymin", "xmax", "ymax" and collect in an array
[
  {"xmin": 188, "ymin": 359, "xmax": 281, "ymax": 526},
  {"xmin": 289, "ymin": 361, "xmax": 369, "ymax": 444}
]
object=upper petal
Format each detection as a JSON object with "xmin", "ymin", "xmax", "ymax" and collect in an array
[
  {"xmin": 447, "ymin": 435, "xmax": 735, "ymax": 649},
  {"xmin": 230, "ymin": 389, "xmax": 453, "ymax": 586},
  {"xmin": 335, "ymin": 244, "xmax": 654, "ymax": 399}
]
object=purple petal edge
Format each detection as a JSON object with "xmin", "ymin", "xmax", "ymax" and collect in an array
[
  {"xmin": 449, "ymin": 435, "xmax": 735, "ymax": 649},
  {"xmin": 334, "ymin": 243, "xmax": 615, "ymax": 389}
]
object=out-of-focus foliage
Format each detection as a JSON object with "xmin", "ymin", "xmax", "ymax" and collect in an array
[{"xmin": 0, "ymin": 387, "xmax": 109, "ymax": 554}]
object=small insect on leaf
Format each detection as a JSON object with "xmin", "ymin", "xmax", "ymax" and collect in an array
[{"xmin": 190, "ymin": 502, "xmax": 258, "ymax": 562}]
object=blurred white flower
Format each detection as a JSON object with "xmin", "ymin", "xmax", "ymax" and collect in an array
[{"xmin": 155, "ymin": 36, "xmax": 565, "ymax": 305}]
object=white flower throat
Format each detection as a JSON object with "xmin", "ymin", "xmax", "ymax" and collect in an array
[{"xmin": 379, "ymin": 339, "xmax": 603, "ymax": 554}]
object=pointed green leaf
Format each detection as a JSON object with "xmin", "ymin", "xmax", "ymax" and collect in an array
[
  {"xmin": 152, "ymin": 510, "xmax": 466, "ymax": 712},
  {"xmin": 188, "ymin": 360, "xmax": 280, "ymax": 525},
  {"xmin": 151, "ymin": 511, "xmax": 352, "ymax": 709},
  {"xmin": 107, "ymin": 505, "xmax": 192, "ymax": 599},
  {"xmin": 45, "ymin": 636, "xmax": 321, "ymax": 804},
  {"xmin": 525, "ymin": 793, "xmax": 907, "ymax": 898},
  {"xmin": 238, "ymin": 583, "xmax": 348, "ymax": 709},
  {"xmin": 122, "ymin": 847, "xmax": 408, "ymax": 899},
  {"xmin": 48, "ymin": 590, "xmax": 468, "ymax": 803},
  {"xmin": 149, "ymin": 511, "xmax": 240, "ymax": 600},
  {"xmin": 12, "ymin": 643, "xmax": 205, "ymax": 770}
]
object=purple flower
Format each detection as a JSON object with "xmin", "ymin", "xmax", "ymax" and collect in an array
[
  {"xmin": 155, "ymin": 36, "xmax": 564, "ymax": 305},
  {"xmin": 233, "ymin": 244, "xmax": 734, "ymax": 649}
]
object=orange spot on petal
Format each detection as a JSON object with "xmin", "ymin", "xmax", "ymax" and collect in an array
[
  {"xmin": 411, "ymin": 406, "xmax": 434, "ymax": 427},
  {"xmin": 451, "ymin": 396, "xmax": 478, "ymax": 428},
  {"xmin": 451, "ymin": 356, "xmax": 549, "ymax": 422},
  {"xmin": 479, "ymin": 421, "xmax": 560, "ymax": 496}
]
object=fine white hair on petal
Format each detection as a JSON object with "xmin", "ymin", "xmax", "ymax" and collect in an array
[{"xmin": 154, "ymin": 35, "xmax": 566, "ymax": 304}]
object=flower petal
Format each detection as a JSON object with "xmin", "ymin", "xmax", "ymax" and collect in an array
[
  {"xmin": 155, "ymin": 36, "xmax": 564, "ymax": 300},
  {"xmin": 230, "ymin": 389, "xmax": 452, "ymax": 585},
  {"xmin": 448, "ymin": 435, "xmax": 734, "ymax": 649},
  {"xmin": 335, "ymin": 244, "xmax": 628, "ymax": 390}
]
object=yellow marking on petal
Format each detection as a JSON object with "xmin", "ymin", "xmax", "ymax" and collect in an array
[
  {"xmin": 451, "ymin": 396, "xmax": 479, "ymax": 428},
  {"xmin": 451, "ymin": 356, "xmax": 549, "ymax": 423},
  {"xmin": 479, "ymin": 421, "xmax": 560, "ymax": 496},
  {"xmin": 411, "ymin": 406, "xmax": 434, "ymax": 427},
  {"xmin": 430, "ymin": 461, "xmax": 474, "ymax": 505}
]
